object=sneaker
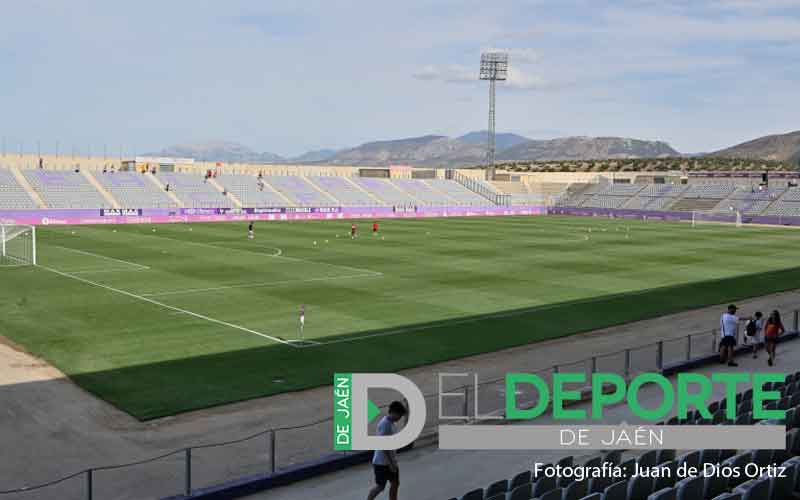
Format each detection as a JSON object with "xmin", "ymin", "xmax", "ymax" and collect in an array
[
  {"xmin": 728, "ymin": 362, "xmax": 739, "ymax": 367},
  {"xmin": 768, "ymin": 359, "xmax": 773, "ymax": 366}
]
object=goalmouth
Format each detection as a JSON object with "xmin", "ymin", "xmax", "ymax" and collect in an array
[
  {"xmin": 691, "ymin": 210, "xmax": 743, "ymax": 228},
  {"xmin": 0, "ymin": 224, "xmax": 37, "ymax": 266}
]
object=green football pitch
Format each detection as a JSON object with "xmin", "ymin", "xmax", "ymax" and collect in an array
[{"xmin": 2, "ymin": 215, "xmax": 800, "ymax": 420}]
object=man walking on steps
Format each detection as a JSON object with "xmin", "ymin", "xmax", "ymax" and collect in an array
[{"xmin": 366, "ymin": 401, "xmax": 407, "ymax": 500}]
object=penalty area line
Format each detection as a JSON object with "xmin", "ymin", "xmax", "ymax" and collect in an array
[
  {"xmin": 52, "ymin": 245, "xmax": 151, "ymax": 270},
  {"xmin": 37, "ymin": 264, "xmax": 297, "ymax": 348}
]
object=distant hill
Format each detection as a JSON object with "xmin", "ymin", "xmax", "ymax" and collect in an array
[
  {"xmin": 289, "ymin": 149, "xmax": 338, "ymax": 163},
  {"xmin": 324, "ymin": 135, "xmax": 487, "ymax": 166},
  {"xmin": 457, "ymin": 131, "xmax": 530, "ymax": 151},
  {"xmin": 498, "ymin": 136, "xmax": 679, "ymax": 162},
  {"xmin": 151, "ymin": 133, "xmax": 681, "ymax": 167},
  {"xmin": 324, "ymin": 133, "xmax": 679, "ymax": 166},
  {"xmin": 711, "ymin": 130, "xmax": 800, "ymax": 164},
  {"xmin": 148, "ymin": 141, "xmax": 284, "ymax": 163}
]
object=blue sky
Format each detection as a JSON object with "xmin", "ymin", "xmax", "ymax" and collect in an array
[{"xmin": 1, "ymin": 0, "xmax": 799, "ymax": 157}]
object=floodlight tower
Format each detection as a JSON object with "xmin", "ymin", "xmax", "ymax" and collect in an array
[{"xmin": 479, "ymin": 52, "xmax": 508, "ymax": 181}]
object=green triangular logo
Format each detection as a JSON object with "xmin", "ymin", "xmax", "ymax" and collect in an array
[{"xmin": 367, "ymin": 399, "xmax": 381, "ymax": 423}]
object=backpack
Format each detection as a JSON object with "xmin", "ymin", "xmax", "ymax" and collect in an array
[{"xmin": 746, "ymin": 320, "xmax": 757, "ymax": 337}]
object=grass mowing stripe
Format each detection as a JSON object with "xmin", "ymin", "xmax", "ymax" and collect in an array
[
  {"xmin": 141, "ymin": 272, "xmax": 383, "ymax": 297},
  {"xmin": 51, "ymin": 245, "xmax": 151, "ymax": 270},
  {"xmin": 37, "ymin": 264, "xmax": 296, "ymax": 347},
  {"xmin": 144, "ymin": 233, "xmax": 384, "ymax": 276},
  {"xmin": 5, "ymin": 215, "xmax": 800, "ymax": 419}
]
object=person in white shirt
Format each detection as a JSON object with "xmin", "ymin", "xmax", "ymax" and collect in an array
[
  {"xmin": 366, "ymin": 401, "xmax": 407, "ymax": 500},
  {"xmin": 719, "ymin": 304, "xmax": 751, "ymax": 367}
]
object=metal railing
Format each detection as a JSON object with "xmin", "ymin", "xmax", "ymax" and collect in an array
[
  {"xmin": 450, "ymin": 171, "xmax": 509, "ymax": 206},
  {"xmin": 3, "ymin": 311, "xmax": 797, "ymax": 499}
]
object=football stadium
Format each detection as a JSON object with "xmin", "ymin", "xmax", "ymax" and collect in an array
[{"xmin": 5, "ymin": 2, "xmax": 800, "ymax": 500}]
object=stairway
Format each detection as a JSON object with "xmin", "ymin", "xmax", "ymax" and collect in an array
[
  {"xmin": 83, "ymin": 170, "xmax": 121, "ymax": 209},
  {"xmin": 10, "ymin": 168, "xmax": 47, "ymax": 208},
  {"xmin": 145, "ymin": 174, "xmax": 185, "ymax": 208},
  {"xmin": 208, "ymin": 178, "xmax": 243, "ymax": 208},
  {"xmin": 450, "ymin": 170, "xmax": 504, "ymax": 205}
]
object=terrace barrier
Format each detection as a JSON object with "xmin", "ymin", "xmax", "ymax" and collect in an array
[
  {"xmin": 0, "ymin": 205, "xmax": 544, "ymax": 226},
  {"xmin": 548, "ymin": 206, "xmax": 800, "ymax": 226},
  {"xmin": 2, "ymin": 314, "xmax": 797, "ymax": 500}
]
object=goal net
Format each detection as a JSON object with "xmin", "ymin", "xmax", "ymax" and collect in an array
[
  {"xmin": 0, "ymin": 224, "xmax": 37, "ymax": 266},
  {"xmin": 691, "ymin": 211, "xmax": 742, "ymax": 228}
]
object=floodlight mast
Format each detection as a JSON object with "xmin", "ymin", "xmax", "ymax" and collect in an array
[{"xmin": 479, "ymin": 52, "xmax": 508, "ymax": 181}]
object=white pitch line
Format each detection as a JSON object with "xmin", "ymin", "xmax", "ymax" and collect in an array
[
  {"xmin": 52, "ymin": 245, "xmax": 151, "ymax": 270},
  {"xmin": 142, "ymin": 272, "xmax": 383, "ymax": 297},
  {"xmin": 37, "ymin": 264, "xmax": 296, "ymax": 347},
  {"xmin": 62, "ymin": 267, "xmax": 149, "ymax": 275}
]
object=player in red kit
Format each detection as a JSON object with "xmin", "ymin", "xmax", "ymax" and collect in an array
[{"xmin": 372, "ymin": 221, "xmax": 379, "ymax": 235}]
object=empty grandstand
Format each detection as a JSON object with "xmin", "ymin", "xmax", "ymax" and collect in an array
[
  {"xmin": 21, "ymin": 169, "xmax": 112, "ymax": 209},
  {"xmin": 392, "ymin": 178, "xmax": 458, "ymax": 206},
  {"xmin": 94, "ymin": 172, "xmax": 179, "ymax": 209},
  {"xmin": 352, "ymin": 177, "xmax": 419, "ymax": 206},
  {"xmin": 9, "ymin": 166, "xmax": 800, "ymax": 221},
  {"xmin": 264, "ymin": 175, "xmax": 338, "ymax": 206},
  {"xmin": 581, "ymin": 184, "xmax": 645, "ymax": 209},
  {"xmin": 157, "ymin": 172, "xmax": 234, "ymax": 208},
  {"xmin": 307, "ymin": 175, "xmax": 383, "ymax": 206},
  {"xmin": 217, "ymin": 174, "xmax": 292, "ymax": 207},
  {"xmin": 0, "ymin": 169, "xmax": 38, "ymax": 209},
  {"xmin": 426, "ymin": 178, "xmax": 494, "ymax": 205},
  {"xmin": 765, "ymin": 191, "xmax": 800, "ymax": 217}
]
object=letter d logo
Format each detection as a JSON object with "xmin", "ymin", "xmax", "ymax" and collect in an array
[{"xmin": 333, "ymin": 373, "xmax": 426, "ymax": 451}]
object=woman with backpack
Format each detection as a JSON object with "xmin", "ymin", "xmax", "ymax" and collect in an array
[
  {"xmin": 763, "ymin": 310, "xmax": 785, "ymax": 366},
  {"xmin": 745, "ymin": 312, "xmax": 764, "ymax": 359}
]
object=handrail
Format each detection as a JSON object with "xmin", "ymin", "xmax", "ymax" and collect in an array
[{"xmin": 2, "ymin": 316, "xmax": 797, "ymax": 497}]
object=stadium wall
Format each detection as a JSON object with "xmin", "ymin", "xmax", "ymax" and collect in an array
[
  {"xmin": 549, "ymin": 206, "xmax": 800, "ymax": 226},
  {"xmin": 0, "ymin": 205, "xmax": 546, "ymax": 226}
]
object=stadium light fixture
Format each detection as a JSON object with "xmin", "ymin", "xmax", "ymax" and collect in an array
[{"xmin": 479, "ymin": 52, "xmax": 508, "ymax": 180}]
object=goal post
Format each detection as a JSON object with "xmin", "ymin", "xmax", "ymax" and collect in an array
[
  {"xmin": 0, "ymin": 224, "xmax": 37, "ymax": 266},
  {"xmin": 691, "ymin": 210, "xmax": 742, "ymax": 228}
]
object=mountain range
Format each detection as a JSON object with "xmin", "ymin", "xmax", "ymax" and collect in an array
[
  {"xmin": 710, "ymin": 130, "xmax": 800, "ymax": 164},
  {"xmin": 147, "ymin": 129, "xmax": 800, "ymax": 167}
]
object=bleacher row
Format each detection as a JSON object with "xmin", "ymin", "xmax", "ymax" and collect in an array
[
  {"xmin": 7, "ymin": 168, "xmax": 800, "ymax": 217},
  {"xmin": 0, "ymin": 169, "xmax": 495, "ymax": 210},
  {"xmin": 557, "ymin": 182, "xmax": 800, "ymax": 217},
  {"xmin": 0, "ymin": 169, "xmax": 38, "ymax": 209},
  {"xmin": 446, "ymin": 372, "xmax": 800, "ymax": 500}
]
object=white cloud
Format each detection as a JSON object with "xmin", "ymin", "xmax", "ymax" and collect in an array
[
  {"xmin": 506, "ymin": 67, "xmax": 553, "ymax": 90},
  {"xmin": 486, "ymin": 47, "xmax": 540, "ymax": 64},
  {"xmin": 413, "ymin": 47, "xmax": 553, "ymax": 91},
  {"xmin": 411, "ymin": 65, "xmax": 440, "ymax": 81},
  {"xmin": 412, "ymin": 64, "xmax": 475, "ymax": 83}
]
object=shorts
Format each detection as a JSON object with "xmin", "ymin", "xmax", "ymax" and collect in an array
[
  {"xmin": 373, "ymin": 465, "xmax": 398, "ymax": 487},
  {"xmin": 765, "ymin": 336, "xmax": 778, "ymax": 346},
  {"xmin": 720, "ymin": 336, "xmax": 736, "ymax": 347}
]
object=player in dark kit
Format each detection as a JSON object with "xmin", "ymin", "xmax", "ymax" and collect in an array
[
  {"xmin": 351, "ymin": 223, "xmax": 357, "ymax": 239},
  {"xmin": 248, "ymin": 222, "xmax": 254, "ymax": 240}
]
